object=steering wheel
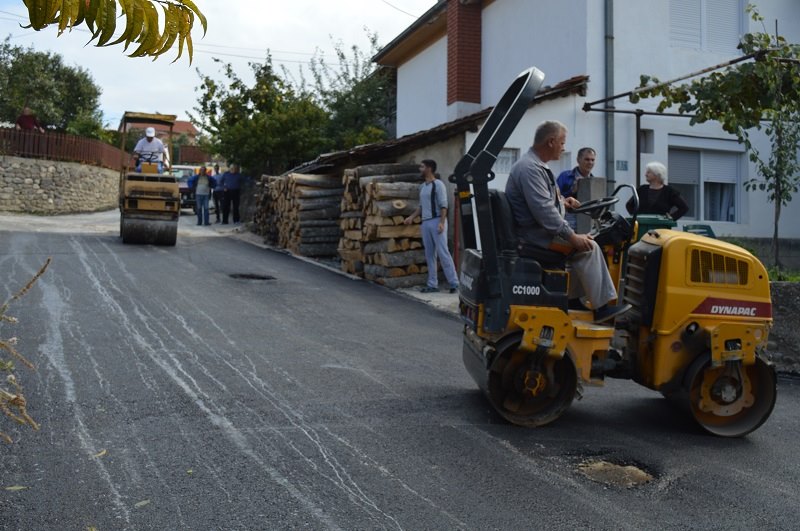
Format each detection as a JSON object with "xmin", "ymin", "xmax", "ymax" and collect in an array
[{"xmin": 571, "ymin": 196, "xmax": 619, "ymax": 216}]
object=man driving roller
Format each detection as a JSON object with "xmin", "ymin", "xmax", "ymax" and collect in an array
[
  {"xmin": 133, "ymin": 127, "xmax": 166, "ymax": 173},
  {"xmin": 505, "ymin": 120, "xmax": 630, "ymax": 324}
]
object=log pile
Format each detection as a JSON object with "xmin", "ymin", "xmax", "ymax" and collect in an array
[
  {"xmin": 338, "ymin": 163, "xmax": 430, "ymax": 288},
  {"xmin": 253, "ymin": 175, "xmax": 283, "ymax": 245},
  {"xmin": 254, "ymin": 173, "xmax": 343, "ymax": 257},
  {"xmin": 338, "ymin": 168, "xmax": 366, "ymax": 274}
]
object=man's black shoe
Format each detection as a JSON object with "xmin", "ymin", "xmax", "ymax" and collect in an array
[
  {"xmin": 593, "ymin": 303, "xmax": 632, "ymax": 324},
  {"xmin": 420, "ymin": 286, "xmax": 439, "ymax": 293},
  {"xmin": 568, "ymin": 298, "xmax": 589, "ymax": 311}
]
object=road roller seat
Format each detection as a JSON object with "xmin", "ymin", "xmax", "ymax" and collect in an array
[{"xmin": 488, "ymin": 189, "xmax": 567, "ymax": 269}]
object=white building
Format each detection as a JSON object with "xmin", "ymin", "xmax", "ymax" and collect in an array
[{"xmin": 374, "ymin": 0, "xmax": 800, "ymax": 240}]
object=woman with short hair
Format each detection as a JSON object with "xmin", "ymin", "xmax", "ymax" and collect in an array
[{"xmin": 626, "ymin": 161, "xmax": 689, "ymax": 220}]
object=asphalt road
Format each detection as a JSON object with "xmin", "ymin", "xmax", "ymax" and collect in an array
[{"xmin": 1, "ymin": 215, "xmax": 799, "ymax": 530}]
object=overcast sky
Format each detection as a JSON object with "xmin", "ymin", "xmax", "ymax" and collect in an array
[{"xmin": 0, "ymin": 0, "xmax": 436, "ymax": 127}]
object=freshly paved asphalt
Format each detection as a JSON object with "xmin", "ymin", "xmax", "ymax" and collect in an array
[{"xmin": 1, "ymin": 211, "xmax": 799, "ymax": 530}]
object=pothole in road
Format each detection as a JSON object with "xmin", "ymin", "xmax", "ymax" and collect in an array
[
  {"xmin": 229, "ymin": 273, "xmax": 276, "ymax": 281},
  {"xmin": 577, "ymin": 459, "xmax": 654, "ymax": 488}
]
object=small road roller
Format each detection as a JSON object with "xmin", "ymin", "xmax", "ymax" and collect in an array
[
  {"xmin": 450, "ymin": 67, "xmax": 776, "ymax": 437},
  {"xmin": 118, "ymin": 112, "xmax": 180, "ymax": 246}
]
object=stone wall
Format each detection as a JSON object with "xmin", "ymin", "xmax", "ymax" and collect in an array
[{"xmin": 0, "ymin": 155, "xmax": 118, "ymax": 214}]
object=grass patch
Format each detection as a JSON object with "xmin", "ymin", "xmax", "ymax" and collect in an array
[{"xmin": 768, "ymin": 267, "xmax": 800, "ymax": 282}]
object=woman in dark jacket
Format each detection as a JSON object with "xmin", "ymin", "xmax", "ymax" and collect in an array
[{"xmin": 626, "ymin": 161, "xmax": 689, "ymax": 220}]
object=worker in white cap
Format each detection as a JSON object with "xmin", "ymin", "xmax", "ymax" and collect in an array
[{"xmin": 133, "ymin": 126, "xmax": 167, "ymax": 173}]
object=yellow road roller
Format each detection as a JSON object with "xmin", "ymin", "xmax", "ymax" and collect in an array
[
  {"xmin": 450, "ymin": 68, "xmax": 776, "ymax": 437},
  {"xmin": 118, "ymin": 112, "xmax": 180, "ymax": 246}
]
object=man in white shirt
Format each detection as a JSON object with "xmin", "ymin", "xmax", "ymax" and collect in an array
[{"xmin": 133, "ymin": 127, "xmax": 166, "ymax": 173}]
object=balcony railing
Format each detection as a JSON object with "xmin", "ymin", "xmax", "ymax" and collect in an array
[{"xmin": 0, "ymin": 127, "xmax": 126, "ymax": 171}]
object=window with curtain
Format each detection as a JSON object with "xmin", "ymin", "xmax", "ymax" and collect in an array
[
  {"xmin": 669, "ymin": 147, "xmax": 741, "ymax": 222},
  {"xmin": 495, "ymin": 148, "xmax": 520, "ymax": 174}
]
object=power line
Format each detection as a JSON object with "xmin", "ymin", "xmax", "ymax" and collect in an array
[
  {"xmin": 191, "ymin": 49, "xmax": 339, "ymax": 67},
  {"xmin": 380, "ymin": 0, "xmax": 420, "ymax": 18}
]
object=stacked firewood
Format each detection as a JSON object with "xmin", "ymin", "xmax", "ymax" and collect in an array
[
  {"xmin": 254, "ymin": 173, "xmax": 343, "ymax": 257},
  {"xmin": 339, "ymin": 168, "xmax": 366, "ymax": 274},
  {"xmin": 338, "ymin": 163, "xmax": 430, "ymax": 288},
  {"xmin": 253, "ymin": 175, "xmax": 283, "ymax": 245}
]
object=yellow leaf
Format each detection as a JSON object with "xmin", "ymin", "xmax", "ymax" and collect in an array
[
  {"xmin": 84, "ymin": 0, "xmax": 99, "ymax": 32},
  {"xmin": 107, "ymin": 0, "xmax": 135, "ymax": 47},
  {"xmin": 93, "ymin": 448, "xmax": 107, "ymax": 458},
  {"xmin": 95, "ymin": 0, "xmax": 118, "ymax": 47},
  {"xmin": 5, "ymin": 485, "xmax": 28, "ymax": 491},
  {"xmin": 178, "ymin": 0, "xmax": 206, "ymax": 35},
  {"xmin": 134, "ymin": 499, "xmax": 150, "ymax": 508}
]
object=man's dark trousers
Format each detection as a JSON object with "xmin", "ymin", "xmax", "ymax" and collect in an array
[{"xmin": 222, "ymin": 189, "xmax": 241, "ymax": 224}]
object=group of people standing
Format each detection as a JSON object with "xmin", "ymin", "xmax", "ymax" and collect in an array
[{"xmin": 189, "ymin": 163, "xmax": 245, "ymax": 226}]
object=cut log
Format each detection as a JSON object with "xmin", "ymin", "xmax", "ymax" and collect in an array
[
  {"xmin": 289, "ymin": 173, "xmax": 343, "ymax": 188},
  {"xmin": 371, "ymin": 199, "xmax": 418, "ymax": 217},
  {"xmin": 338, "ymin": 249, "xmax": 363, "ymax": 261},
  {"xmin": 368, "ymin": 182, "xmax": 420, "ymax": 200},
  {"xmin": 298, "ymin": 226, "xmax": 341, "ymax": 238},
  {"xmin": 363, "ymin": 264, "xmax": 408, "ymax": 278},
  {"xmin": 359, "ymin": 173, "xmax": 423, "ymax": 187},
  {"xmin": 293, "ymin": 243, "xmax": 339, "ymax": 256},
  {"xmin": 296, "ymin": 198, "xmax": 341, "ymax": 211},
  {"xmin": 293, "ymin": 235, "xmax": 340, "ymax": 244},
  {"xmin": 375, "ymin": 224, "xmax": 421, "ymax": 239},
  {"xmin": 373, "ymin": 250, "xmax": 427, "ymax": 267},
  {"xmin": 373, "ymin": 273, "xmax": 429, "ymax": 289},
  {"xmin": 298, "ymin": 207, "xmax": 341, "ymax": 220},
  {"xmin": 298, "ymin": 219, "xmax": 339, "ymax": 228},
  {"xmin": 363, "ymin": 238, "xmax": 401, "ymax": 254},
  {"xmin": 341, "ymin": 260, "xmax": 363, "ymax": 274},
  {"xmin": 294, "ymin": 186, "xmax": 344, "ymax": 198},
  {"xmin": 364, "ymin": 215, "xmax": 396, "ymax": 226}
]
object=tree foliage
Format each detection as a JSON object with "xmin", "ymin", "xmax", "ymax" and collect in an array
[
  {"xmin": 0, "ymin": 37, "xmax": 106, "ymax": 138},
  {"xmin": 631, "ymin": 6, "xmax": 800, "ymax": 268},
  {"xmin": 191, "ymin": 58, "xmax": 330, "ymax": 176},
  {"xmin": 307, "ymin": 30, "xmax": 392, "ymax": 148},
  {"xmin": 19, "ymin": 0, "xmax": 206, "ymax": 62},
  {"xmin": 192, "ymin": 33, "xmax": 395, "ymax": 177}
]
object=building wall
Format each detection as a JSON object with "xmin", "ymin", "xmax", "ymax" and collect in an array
[
  {"xmin": 610, "ymin": 0, "xmax": 800, "ymax": 239},
  {"xmin": 0, "ymin": 156, "xmax": 118, "ymax": 214},
  {"xmin": 388, "ymin": 0, "xmax": 800, "ymax": 240},
  {"xmin": 481, "ymin": 0, "xmax": 590, "ymax": 106},
  {"xmin": 396, "ymin": 38, "xmax": 449, "ymax": 137}
]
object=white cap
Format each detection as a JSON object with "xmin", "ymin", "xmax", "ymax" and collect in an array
[{"xmin": 145, "ymin": 127, "xmax": 155, "ymax": 137}]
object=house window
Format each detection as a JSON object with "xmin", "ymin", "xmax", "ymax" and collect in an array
[
  {"xmin": 495, "ymin": 148, "xmax": 520, "ymax": 174},
  {"xmin": 670, "ymin": 0, "xmax": 744, "ymax": 53},
  {"xmin": 668, "ymin": 148, "xmax": 740, "ymax": 222}
]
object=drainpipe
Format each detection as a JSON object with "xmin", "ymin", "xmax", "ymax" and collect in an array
[{"xmin": 605, "ymin": 0, "xmax": 615, "ymax": 196}]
